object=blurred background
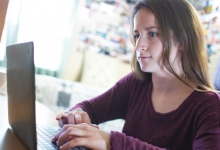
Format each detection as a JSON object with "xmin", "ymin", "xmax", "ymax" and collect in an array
[
  {"xmin": 0, "ymin": 0, "xmax": 220, "ymax": 131},
  {"xmin": 0, "ymin": 0, "xmax": 220, "ymax": 88}
]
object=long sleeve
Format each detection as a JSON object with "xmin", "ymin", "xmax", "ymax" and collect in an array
[
  {"xmin": 69, "ymin": 72, "xmax": 220, "ymax": 150},
  {"xmin": 111, "ymin": 92, "xmax": 220, "ymax": 150},
  {"xmin": 192, "ymin": 93, "xmax": 220, "ymax": 149},
  {"xmin": 110, "ymin": 131, "xmax": 166, "ymax": 150},
  {"xmin": 69, "ymin": 73, "xmax": 136, "ymax": 124}
]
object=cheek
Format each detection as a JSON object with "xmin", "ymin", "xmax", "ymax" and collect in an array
[
  {"xmin": 136, "ymin": 51, "xmax": 140, "ymax": 59},
  {"xmin": 151, "ymin": 44, "xmax": 163, "ymax": 58},
  {"xmin": 151, "ymin": 43, "xmax": 164, "ymax": 65},
  {"xmin": 151, "ymin": 39, "xmax": 163, "ymax": 50}
]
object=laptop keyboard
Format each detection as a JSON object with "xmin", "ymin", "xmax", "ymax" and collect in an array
[
  {"xmin": 37, "ymin": 124, "xmax": 59, "ymax": 150},
  {"xmin": 36, "ymin": 124, "xmax": 90, "ymax": 150}
]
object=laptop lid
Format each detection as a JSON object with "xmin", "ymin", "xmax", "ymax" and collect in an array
[{"xmin": 6, "ymin": 41, "xmax": 37, "ymax": 150}]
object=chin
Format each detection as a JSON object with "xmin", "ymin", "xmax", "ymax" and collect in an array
[
  {"xmin": 140, "ymin": 67, "xmax": 152, "ymax": 73},
  {"xmin": 139, "ymin": 62, "xmax": 159, "ymax": 72},
  {"xmin": 140, "ymin": 64, "xmax": 159, "ymax": 73}
]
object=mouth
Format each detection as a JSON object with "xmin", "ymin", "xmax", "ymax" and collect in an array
[{"xmin": 138, "ymin": 56, "xmax": 151, "ymax": 60}]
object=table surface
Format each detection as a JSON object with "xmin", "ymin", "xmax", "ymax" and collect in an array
[{"xmin": 0, "ymin": 95, "xmax": 58, "ymax": 150}]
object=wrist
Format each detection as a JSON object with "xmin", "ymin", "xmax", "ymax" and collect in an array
[{"xmin": 104, "ymin": 131, "xmax": 111, "ymax": 150}]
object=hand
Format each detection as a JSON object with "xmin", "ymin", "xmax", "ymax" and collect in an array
[
  {"xmin": 52, "ymin": 123, "xmax": 110, "ymax": 150},
  {"xmin": 56, "ymin": 108, "xmax": 91, "ymax": 127}
]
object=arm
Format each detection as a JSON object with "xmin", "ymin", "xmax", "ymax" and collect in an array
[
  {"xmin": 110, "ymin": 131, "xmax": 166, "ymax": 150},
  {"xmin": 54, "ymin": 73, "xmax": 168, "ymax": 149},
  {"xmin": 193, "ymin": 93, "xmax": 220, "ymax": 149},
  {"xmin": 55, "ymin": 73, "xmax": 134, "ymax": 127},
  {"xmin": 69, "ymin": 73, "xmax": 134, "ymax": 124},
  {"xmin": 53, "ymin": 124, "xmax": 167, "ymax": 150}
]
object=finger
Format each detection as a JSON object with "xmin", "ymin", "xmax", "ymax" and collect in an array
[
  {"xmin": 74, "ymin": 112, "xmax": 83, "ymax": 124},
  {"xmin": 72, "ymin": 123, "xmax": 98, "ymax": 132},
  {"xmin": 56, "ymin": 112, "xmax": 68, "ymax": 120},
  {"xmin": 53, "ymin": 124, "xmax": 90, "ymax": 143},
  {"xmin": 52, "ymin": 124, "xmax": 74, "ymax": 143},
  {"xmin": 75, "ymin": 107, "xmax": 83, "ymax": 113},
  {"xmin": 55, "ymin": 112, "xmax": 68, "ymax": 127},
  {"xmin": 59, "ymin": 138, "xmax": 88, "ymax": 150},
  {"xmin": 67, "ymin": 112, "xmax": 76, "ymax": 124},
  {"xmin": 68, "ymin": 107, "xmax": 84, "ymax": 124},
  {"xmin": 81, "ymin": 112, "xmax": 91, "ymax": 124},
  {"xmin": 73, "ymin": 108, "xmax": 84, "ymax": 124},
  {"xmin": 67, "ymin": 135, "xmax": 74, "ymax": 141},
  {"xmin": 58, "ymin": 117, "xmax": 68, "ymax": 128},
  {"xmin": 55, "ymin": 124, "xmax": 101, "ymax": 150},
  {"xmin": 57, "ymin": 126, "xmax": 87, "ymax": 147},
  {"xmin": 91, "ymin": 124, "xmax": 99, "ymax": 129}
]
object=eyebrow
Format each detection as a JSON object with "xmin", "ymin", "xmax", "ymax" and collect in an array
[{"xmin": 133, "ymin": 26, "xmax": 160, "ymax": 33}]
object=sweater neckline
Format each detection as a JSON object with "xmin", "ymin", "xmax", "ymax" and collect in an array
[{"xmin": 148, "ymin": 81, "xmax": 198, "ymax": 116}]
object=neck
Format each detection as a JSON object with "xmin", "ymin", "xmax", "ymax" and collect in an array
[{"xmin": 151, "ymin": 72, "xmax": 196, "ymax": 95}]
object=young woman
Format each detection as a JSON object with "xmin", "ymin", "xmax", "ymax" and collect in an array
[{"xmin": 52, "ymin": 0, "xmax": 220, "ymax": 149}]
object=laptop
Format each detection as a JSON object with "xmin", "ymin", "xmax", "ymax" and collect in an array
[{"xmin": 6, "ymin": 41, "xmax": 89, "ymax": 150}]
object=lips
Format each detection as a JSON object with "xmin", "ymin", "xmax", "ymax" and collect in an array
[{"xmin": 138, "ymin": 56, "xmax": 151, "ymax": 60}]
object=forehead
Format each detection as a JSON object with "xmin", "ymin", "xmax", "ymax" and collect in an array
[{"xmin": 133, "ymin": 8, "xmax": 159, "ymax": 29}]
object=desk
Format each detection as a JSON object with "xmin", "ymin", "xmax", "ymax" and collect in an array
[{"xmin": 0, "ymin": 95, "xmax": 58, "ymax": 150}]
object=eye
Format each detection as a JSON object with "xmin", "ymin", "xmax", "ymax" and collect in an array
[
  {"xmin": 133, "ymin": 34, "xmax": 140, "ymax": 40},
  {"xmin": 148, "ymin": 32, "xmax": 157, "ymax": 37}
]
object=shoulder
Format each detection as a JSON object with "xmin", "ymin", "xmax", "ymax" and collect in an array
[
  {"xmin": 192, "ymin": 92, "xmax": 220, "ymax": 133},
  {"xmin": 196, "ymin": 91, "xmax": 220, "ymax": 102},
  {"xmin": 191, "ymin": 91, "xmax": 220, "ymax": 116},
  {"xmin": 183, "ymin": 91, "xmax": 220, "ymax": 118},
  {"xmin": 193, "ymin": 91, "xmax": 220, "ymax": 105},
  {"xmin": 119, "ymin": 72, "xmax": 136, "ymax": 81}
]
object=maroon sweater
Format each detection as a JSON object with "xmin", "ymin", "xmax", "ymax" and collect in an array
[{"xmin": 70, "ymin": 73, "xmax": 220, "ymax": 150}]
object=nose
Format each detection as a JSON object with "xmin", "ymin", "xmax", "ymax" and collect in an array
[{"xmin": 135, "ymin": 36, "xmax": 147, "ymax": 52}]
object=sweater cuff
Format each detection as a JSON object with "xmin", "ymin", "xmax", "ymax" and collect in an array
[{"xmin": 110, "ymin": 131, "xmax": 126, "ymax": 150}]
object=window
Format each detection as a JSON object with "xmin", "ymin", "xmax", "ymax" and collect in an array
[{"xmin": 0, "ymin": 0, "xmax": 79, "ymax": 73}]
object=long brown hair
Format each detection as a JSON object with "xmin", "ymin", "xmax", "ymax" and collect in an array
[{"xmin": 131, "ymin": 0, "xmax": 215, "ymax": 92}]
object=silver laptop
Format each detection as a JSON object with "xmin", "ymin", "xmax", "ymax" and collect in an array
[{"xmin": 6, "ymin": 41, "xmax": 89, "ymax": 150}]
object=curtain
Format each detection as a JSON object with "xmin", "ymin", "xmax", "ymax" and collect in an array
[{"xmin": 0, "ymin": 0, "xmax": 80, "ymax": 77}]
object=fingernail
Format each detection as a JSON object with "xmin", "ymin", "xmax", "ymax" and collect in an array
[
  {"xmin": 51, "ymin": 137, "xmax": 55, "ymax": 142},
  {"xmin": 75, "ymin": 114, "xmax": 81, "ymax": 118},
  {"xmin": 75, "ymin": 114, "xmax": 82, "ymax": 124},
  {"xmin": 60, "ymin": 146, "xmax": 63, "ymax": 149},
  {"xmin": 76, "ymin": 107, "xmax": 83, "ymax": 113},
  {"xmin": 91, "ymin": 124, "xmax": 99, "ymax": 129}
]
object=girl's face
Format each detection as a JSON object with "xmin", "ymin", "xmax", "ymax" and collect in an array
[{"xmin": 133, "ymin": 8, "xmax": 181, "ymax": 76}]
